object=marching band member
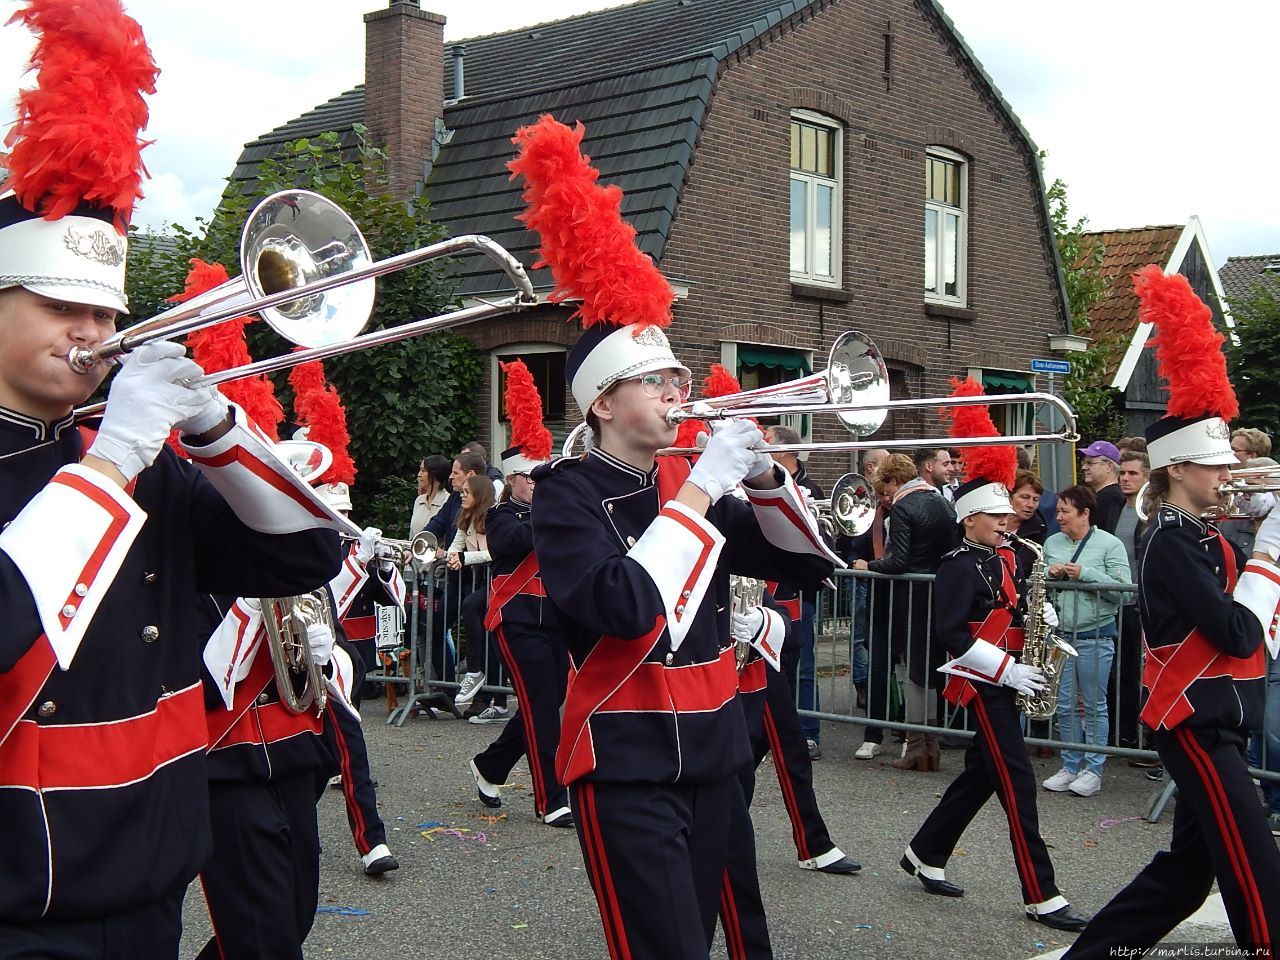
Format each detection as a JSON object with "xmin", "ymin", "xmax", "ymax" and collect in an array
[
  {"xmin": 468, "ymin": 360, "xmax": 573, "ymax": 826},
  {"xmin": 0, "ymin": 6, "xmax": 341, "ymax": 954},
  {"xmin": 510, "ymin": 115, "xmax": 840, "ymax": 960},
  {"xmin": 899, "ymin": 383, "xmax": 1089, "ymax": 933},
  {"xmin": 1063, "ymin": 268, "xmax": 1280, "ymax": 957}
]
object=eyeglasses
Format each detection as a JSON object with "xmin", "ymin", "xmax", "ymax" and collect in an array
[{"xmin": 626, "ymin": 373, "xmax": 693, "ymax": 400}]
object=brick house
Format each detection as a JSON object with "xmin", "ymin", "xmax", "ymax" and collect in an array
[{"xmin": 233, "ymin": 0, "xmax": 1074, "ymax": 489}]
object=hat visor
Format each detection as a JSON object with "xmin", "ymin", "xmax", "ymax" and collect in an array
[
  {"xmin": 17, "ymin": 280, "xmax": 128, "ymax": 314},
  {"xmin": 1175, "ymin": 451, "xmax": 1238, "ymax": 467}
]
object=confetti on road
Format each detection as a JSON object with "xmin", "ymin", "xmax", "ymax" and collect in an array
[
  {"xmin": 1099, "ymin": 815, "xmax": 1144, "ymax": 828},
  {"xmin": 316, "ymin": 906, "xmax": 370, "ymax": 917}
]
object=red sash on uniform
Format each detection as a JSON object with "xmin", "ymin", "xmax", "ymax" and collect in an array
[
  {"xmin": 484, "ymin": 551, "xmax": 543, "ymax": 631},
  {"xmin": 942, "ymin": 614, "xmax": 1026, "ymax": 707},
  {"xmin": 205, "ymin": 642, "xmax": 323, "ymax": 749},
  {"xmin": 342, "ymin": 615, "xmax": 376, "ymax": 642},
  {"xmin": 1141, "ymin": 537, "xmax": 1264, "ymax": 730},
  {"xmin": 739, "ymin": 657, "xmax": 768, "ymax": 694},
  {"xmin": 763, "ymin": 580, "xmax": 801, "ymax": 620}
]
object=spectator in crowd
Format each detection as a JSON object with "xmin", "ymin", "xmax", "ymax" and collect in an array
[
  {"xmin": 1079, "ymin": 440, "xmax": 1125, "ymax": 533},
  {"xmin": 1230, "ymin": 427, "xmax": 1271, "ymax": 464},
  {"xmin": 461, "ymin": 440, "xmax": 506, "ymax": 499},
  {"xmin": 449, "ymin": 476, "xmax": 507, "ymax": 723},
  {"xmin": 915, "ymin": 447, "xmax": 953, "ymax": 497},
  {"xmin": 1007, "ymin": 470, "xmax": 1047, "ymax": 544},
  {"xmin": 1112, "ymin": 451, "xmax": 1149, "ymax": 751},
  {"xmin": 845, "ymin": 448, "xmax": 890, "ymax": 710},
  {"xmin": 410, "ymin": 454, "xmax": 452, "ymax": 537},
  {"xmin": 852, "ymin": 454, "xmax": 958, "ymax": 767},
  {"xmin": 1116, "ymin": 436, "xmax": 1147, "ymax": 456},
  {"xmin": 1042, "ymin": 485, "xmax": 1131, "ymax": 797},
  {"xmin": 862, "ymin": 447, "xmax": 890, "ymax": 479}
]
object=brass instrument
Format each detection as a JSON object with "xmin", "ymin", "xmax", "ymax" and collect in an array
[
  {"xmin": 729, "ymin": 575, "xmax": 765, "ymax": 673},
  {"xmin": 349, "ymin": 531, "xmax": 439, "ymax": 565},
  {"xmin": 1135, "ymin": 465, "xmax": 1280, "ymax": 523},
  {"xmin": 260, "ymin": 592, "xmax": 333, "ymax": 716},
  {"xmin": 1006, "ymin": 533, "xmax": 1077, "ymax": 720},
  {"xmin": 808, "ymin": 473, "xmax": 877, "ymax": 537}
]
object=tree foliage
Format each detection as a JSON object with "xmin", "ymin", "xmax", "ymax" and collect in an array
[
  {"xmin": 1226, "ymin": 273, "xmax": 1280, "ymax": 438},
  {"xmin": 1046, "ymin": 177, "xmax": 1125, "ymax": 441},
  {"xmin": 125, "ymin": 127, "xmax": 480, "ymax": 533}
]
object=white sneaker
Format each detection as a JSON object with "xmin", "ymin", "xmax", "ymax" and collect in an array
[
  {"xmin": 455, "ymin": 671, "xmax": 486, "ymax": 705},
  {"xmin": 1042, "ymin": 768, "xmax": 1078, "ymax": 792},
  {"xmin": 854, "ymin": 741, "xmax": 882, "ymax": 760},
  {"xmin": 468, "ymin": 705, "xmax": 509, "ymax": 725},
  {"xmin": 1068, "ymin": 770, "xmax": 1102, "ymax": 797}
]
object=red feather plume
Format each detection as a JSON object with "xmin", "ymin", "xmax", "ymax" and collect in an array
[
  {"xmin": 508, "ymin": 115, "xmax": 674, "ymax": 330},
  {"xmin": 940, "ymin": 378, "xmax": 1015, "ymax": 489},
  {"xmin": 289, "ymin": 358, "xmax": 355, "ymax": 486},
  {"xmin": 501, "ymin": 359, "xmax": 552, "ymax": 462},
  {"xmin": 173, "ymin": 259, "xmax": 283, "ymax": 441},
  {"xmin": 1133, "ymin": 264, "xmax": 1238, "ymax": 421},
  {"xmin": 3, "ymin": 0, "xmax": 158, "ymax": 231}
]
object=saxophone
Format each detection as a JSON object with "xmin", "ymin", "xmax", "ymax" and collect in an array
[{"xmin": 1006, "ymin": 534, "xmax": 1077, "ymax": 720}]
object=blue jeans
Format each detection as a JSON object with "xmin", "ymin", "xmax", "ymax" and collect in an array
[
  {"xmin": 797, "ymin": 598, "xmax": 820, "ymax": 741},
  {"xmin": 850, "ymin": 579, "xmax": 869, "ymax": 686},
  {"xmin": 1054, "ymin": 621, "xmax": 1117, "ymax": 777},
  {"xmin": 1262, "ymin": 648, "xmax": 1280, "ymax": 814}
]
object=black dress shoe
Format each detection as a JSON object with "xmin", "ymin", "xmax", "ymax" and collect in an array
[
  {"xmin": 816, "ymin": 856, "xmax": 861, "ymax": 875},
  {"xmin": 364, "ymin": 854, "xmax": 399, "ymax": 876},
  {"xmin": 1027, "ymin": 904, "xmax": 1090, "ymax": 931},
  {"xmin": 899, "ymin": 855, "xmax": 963, "ymax": 897}
]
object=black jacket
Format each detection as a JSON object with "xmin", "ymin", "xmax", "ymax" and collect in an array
[
  {"xmin": 867, "ymin": 488, "xmax": 958, "ymax": 575},
  {"xmin": 1094, "ymin": 483, "xmax": 1125, "ymax": 534}
]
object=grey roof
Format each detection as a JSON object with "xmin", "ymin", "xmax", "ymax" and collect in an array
[
  {"xmin": 232, "ymin": 0, "xmax": 1058, "ymax": 303},
  {"xmin": 1220, "ymin": 254, "xmax": 1280, "ymax": 306}
]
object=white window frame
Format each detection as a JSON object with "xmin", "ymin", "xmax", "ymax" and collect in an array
[
  {"xmin": 720, "ymin": 341, "xmax": 814, "ymax": 450},
  {"xmin": 789, "ymin": 110, "xmax": 843, "ymax": 288},
  {"xmin": 925, "ymin": 147, "xmax": 968, "ymax": 306},
  {"xmin": 489, "ymin": 343, "xmax": 567, "ymax": 457}
]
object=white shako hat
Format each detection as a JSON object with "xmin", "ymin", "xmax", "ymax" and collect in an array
[
  {"xmin": 565, "ymin": 322, "xmax": 690, "ymax": 414},
  {"xmin": 953, "ymin": 476, "xmax": 1015, "ymax": 521},
  {"xmin": 0, "ymin": 197, "xmax": 130, "ymax": 312}
]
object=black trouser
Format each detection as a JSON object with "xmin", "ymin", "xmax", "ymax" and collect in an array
[
  {"xmin": 473, "ymin": 623, "xmax": 569, "ymax": 817},
  {"xmin": 1107, "ymin": 604, "xmax": 1144, "ymax": 747},
  {"xmin": 0, "ymin": 888, "xmax": 183, "ymax": 960},
  {"xmin": 196, "ymin": 774, "xmax": 320, "ymax": 960},
  {"xmin": 1063, "ymin": 724, "xmax": 1280, "ymax": 957},
  {"xmin": 572, "ymin": 777, "xmax": 749, "ymax": 960},
  {"xmin": 719, "ymin": 765, "xmax": 773, "ymax": 960},
  {"xmin": 321, "ymin": 700, "xmax": 387, "ymax": 857},
  {"xmin": 908, "ymin": 683, "xmax": 1062, "ymax": 908}
]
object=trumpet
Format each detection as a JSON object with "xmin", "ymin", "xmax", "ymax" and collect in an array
[
  {"xmin": 74, "ymin": 190, "xmax": 536, "ymax": 417},
  {"xmin": 342, "ymin": 531, "xmax": 440, "ymax": 565}
]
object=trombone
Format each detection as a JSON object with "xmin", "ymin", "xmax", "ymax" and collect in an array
[
  {"xmin": 1136, "ymin": 465, "xmax": 1280, "ymax": 523},
  {"xmin": 73, "ymin": 189, "xmax": 537, "ymax": 415}
]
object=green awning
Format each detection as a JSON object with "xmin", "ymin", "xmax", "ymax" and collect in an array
[
  {"xmin": 982, "ymin": 371, "xmax": 1032, "ymax": 391},
  {"xmin": 738, "ymin": 347, "xmax": 811, "ymax": 374}
]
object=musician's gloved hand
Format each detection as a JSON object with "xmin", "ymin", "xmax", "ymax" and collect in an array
[
  {"xmin": 355, "ymin": 527, "xmax": 382, "ymax": 566},
  {"xmin": 1042, "ymin": 601, "xmax": 1060, "ymax": 629},
  {"xmin": 688, "ymin": 419, "xmax": 765, "ymax": 502},
  {"xmin": 1255, "ymin": 505, "xmax": 1280, "ymax": 562},
  {"xmin": 306, "ymin": 621, "xmax": 335, "ymax": 667},
  {"xmin": 89, "ymin": 342, "xmax": 217, "ymax": 481},
  {"xmin": 173, "ymin": 382, "xmax": 229, "ymax": 438},
  {"xmin": 1001, "ymin": 662, "xmax": 1046, "ymax": 697},
  {"xmin": 731, "ymin": 607, "xmax": 765, "ymax": 644},
  {"xmin": 1238, "ymin": 491, "xmax": 1276, "ymax": 520}
]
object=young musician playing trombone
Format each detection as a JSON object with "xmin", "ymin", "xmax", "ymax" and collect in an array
[
  {"xmin": 511, "ymin": 115, "xmax": 839, "ymax": 960},
  {"xmin": 1063, "ymin": 268, "xmax": 1280, "ymax": 958}
]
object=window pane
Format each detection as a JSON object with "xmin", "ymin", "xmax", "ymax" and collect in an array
[
  {"xmin": 924, "ymin": 207, "xmax": 938, "ymax": 293},
  {"xmin": 790, "ymin": 121, "xmax": 800, "ymax": 169},
  {"xmin": 946, "ymin": 162, "xmax": 960, "ymax": 206},
  {"xmin": 943, "ymin": 211, "xmax": 959, "ymax": 297},
  {"xmin": 816, "ymin": 128, "xmax": 831, "ymax": 176},
  {"xmin": 926, "ymin": 158, "xmax": 940, "ymax": 201},
  {"xmin": 815, "ymin": 182, "xmax": 834, "ymax": 277},
  {"xmin": 790, "ymin": 177, "xmax": 807, "ymax": 273},
  {"xmin": 802, "ymin": 124, "xmax": 817, "ymax": 172}
]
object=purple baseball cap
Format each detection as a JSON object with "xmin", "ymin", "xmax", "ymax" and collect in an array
[{"xmin": 1078, "ymin": 440, "xmax": 1121, "ymax": 462}]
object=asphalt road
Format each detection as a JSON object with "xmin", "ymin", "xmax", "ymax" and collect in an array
[{"xmin": 175, "ymin": 694, "xmax": 1233, "ymax": 960}]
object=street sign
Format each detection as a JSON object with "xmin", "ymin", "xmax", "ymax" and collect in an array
[{"xmin": 1030, "ymin": 358, "xmax": 1071, "ymax": 375}]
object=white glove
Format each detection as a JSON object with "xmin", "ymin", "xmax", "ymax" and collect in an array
[
  {"xmin": 731, "ymin": 607, "xmax": 765, "ymax": 644},
  {"xmin": 1042, "ymin": 601, "xmax": 1059, "ymax": 629},
  {"xmin": 306, "ymin": 621, "xmax": 335, "ymax": 666},
  {"xmin": 355, "ymin": 527, "xmax": 381, "ymax": 566},
  {"xmin": 687, "ymin": 419, "xmax": 765, "ymax": 502},
  {"xmin": 88, "ymin": 342, "xmax": 222, "ymax": 480},
  {"xmin": 1238, "ymin": 492, "xmax": 1276, "ymax": 520},
  {"xmin": 1255, "ymin": 505, "xmax": 1280, "ymax": 561},
  {"xmin": 1001, "ymin": 662, "xmax": 1047, "ymax": 697}
]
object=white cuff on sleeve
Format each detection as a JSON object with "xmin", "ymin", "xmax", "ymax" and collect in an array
[
  {"xmin": 938, "ymin": 638, "xmax": 1013, "ymax": 687},
  {"xmin": 752, "ymin": 607, "xmax": 785, "ymax": 671},
  {"xmin": 627, "ymin": 500, "xmax": 725, "ymax": 652},
  {"xmin": 744, "ymin": 472, "xmax": 845, "ymax": 567},
  {"xmin": 182, "ymin": 404, "xmax": 356, "ymax": 535},
  {"xmin": 1235, "ymin": 560, "xmax": 1280, "ymax": 659},
  {"xmin": 325, "ymin": 644, "xmax": 362, "ymax": 722},
  {"xmin": 203, "ymin": 599, "xmax": 265, "ymax": 710},
  {"xmin": 330, "ymin": 548, "xmax": 371, "ymax": 620},
  {"xmin": 0, "ymin": 464, "xmax": 147, "ymax": 669}
]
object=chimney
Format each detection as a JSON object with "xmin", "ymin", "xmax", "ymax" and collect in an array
[{"xmin": 363, "ymin": 0, "xmax": 446, "ymax": 199}]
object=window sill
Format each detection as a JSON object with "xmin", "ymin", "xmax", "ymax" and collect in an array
[
  {"xmin": 924, "ymin": 301, "xmax": 975, "ymax": 321},
  {"xmin": 791, "ymin": 282, "xmax": 851, "ymax": 303}
]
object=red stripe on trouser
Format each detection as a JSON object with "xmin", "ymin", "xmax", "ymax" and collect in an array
[
  {"xmin": 330, "ymin": 704, "xmax": 370, "ymax": 855},
  {"xmin": 495, "ymin": 626, "xmax": 548, "ymax": 814},
  {"xmin": 577, "ymin": 783, "xmax": 633, "ymax": 960},
  {"xmin": 1176, "ymin": 726, "xmax": 1269, "ymax": 946},
  {"xmin": 762, "ymin": 702, "xmax": 810, "ymax": 862},
  {"xmin": 720, "ymin": 869, "xmax": 746, "ymax": 960},
  {"xmin": 973, "ymin": 696, "xmax": 1043, "ymax": 905},
  {"xmin": 200, "ymin": 875, "xmax": 229, "ymax": 960}
]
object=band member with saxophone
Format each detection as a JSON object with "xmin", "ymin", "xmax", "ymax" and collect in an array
[
  {"xmin": 1063, "ymin": 268, "xmax": 1280, "ymax": 959},
  {"xmin": 899, "ymin": 382, "xmax": 1089, "ymax": 933},
  {"xmin": 511, "ymin": 115, "xmax": 839, "ymax": 960},
  {"xmin": 468, "ymin": 360, "xmax": 573, "ymax": 828},
  {"xmin": 0, "ymin": 6, "xmax": 341, "ymax": 954}
]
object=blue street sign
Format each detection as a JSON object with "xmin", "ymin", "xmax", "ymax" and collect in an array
[{"xmin": 1030, "ymin": 358, "xmax": 1072, "ymax": 375}]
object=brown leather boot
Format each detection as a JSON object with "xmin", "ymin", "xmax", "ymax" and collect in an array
[
  {"xmin": 892, "ymin": 733, "xmax": 930, "ymax": 771},
  {"xmin": 924, "ymin": 733, "xmax": 941, "ymax": 771}
]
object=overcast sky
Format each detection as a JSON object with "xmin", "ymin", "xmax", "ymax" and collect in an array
[{"xmin": 1, "ymin": 0, "xmax": 1276, "ymax": 265}]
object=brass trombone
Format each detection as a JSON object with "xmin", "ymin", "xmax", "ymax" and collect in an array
[{"xmin": 1136, "ymin": 465, "xmax": 1280, "ymax": 523}]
